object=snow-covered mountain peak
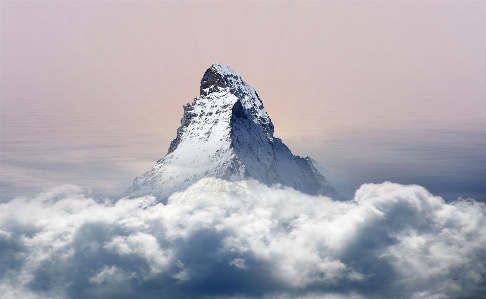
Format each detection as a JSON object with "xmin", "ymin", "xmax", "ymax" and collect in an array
[
  {"xmin": 200, "ymin": 63, "xmax": 244, "ymax": 96},
  {"xmin": 127, "ymin": 64, "xmax": 355, "ymax": 202},
  {"xmin": 200, "ymin": 63, "xmax": 274, "ymax": 136}
]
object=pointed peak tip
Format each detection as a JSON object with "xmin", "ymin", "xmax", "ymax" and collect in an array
[
  {"xmin": 200, "ymin": 63, "xmax": 242, "ymax": 96},
  {"xmin": 208, "ymin": 63, "xmax": 238, "ymax": 77}
]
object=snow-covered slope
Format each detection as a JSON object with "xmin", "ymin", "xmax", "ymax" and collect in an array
[{"xmin": 126, "ymin": 63, "xmax": 355, "ymax": 201}]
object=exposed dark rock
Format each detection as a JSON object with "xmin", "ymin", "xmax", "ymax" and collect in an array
[
  {"xmin": 231, "ymin": 100, "xmax": 248, "ymax": 120},
  {"xmin": 200, "ymin": 66, "xmax": 228, "ymax": 96},
  {"xmin": 167, "ymin": 103, "xmax": 196, "ymax": 154}
]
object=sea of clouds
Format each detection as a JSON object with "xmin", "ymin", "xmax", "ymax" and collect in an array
[{"xmin": 1, "ymin": 178, "xmax": 485, "ymax": 299}]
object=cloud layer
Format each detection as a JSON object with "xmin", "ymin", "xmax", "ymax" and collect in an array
[{"xmin": 1, "ymin": 179, "xmax": 485, "ymax": 299}]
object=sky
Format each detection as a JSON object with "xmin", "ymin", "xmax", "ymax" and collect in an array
[
  {"xmin": 1, "ymin": 1, "xmax": 486, "ymax": 298},
  {"xmin": 1, "ymin": 1, "xmax": 486, "ymax": 202}
]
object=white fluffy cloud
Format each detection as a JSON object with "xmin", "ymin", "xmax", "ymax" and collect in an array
[{"xmin": 0, "ymin": 179, "xmax": 485, "ymax": 299}]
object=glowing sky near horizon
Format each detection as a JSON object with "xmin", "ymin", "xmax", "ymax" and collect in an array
[{"xmin": 1, "ymin": 1, "xmax": 486, "ymax": 201}]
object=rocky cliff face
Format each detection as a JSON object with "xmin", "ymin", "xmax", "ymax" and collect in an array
[{"xmin": 126, "ymin": 63, "xmax": 355, "ymax": 201}]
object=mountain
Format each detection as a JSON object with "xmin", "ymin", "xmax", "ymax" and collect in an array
[{"xmin": 126, "ymin": 63, "xmax": 355, "ymax": 201}]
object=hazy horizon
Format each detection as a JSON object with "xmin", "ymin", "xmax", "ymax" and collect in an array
[{"xmin": 2, "ymin": 1, "xmax": 485, "ymax": 202}]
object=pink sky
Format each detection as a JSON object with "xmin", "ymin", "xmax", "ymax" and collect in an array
[{"xmin": 1, "ymin": 1, "xmax": 485, "ymax": 200}]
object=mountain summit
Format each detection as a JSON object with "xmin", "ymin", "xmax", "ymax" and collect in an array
[{"xmin": 126, "ymin": 63, "xmax": 355, "ymax": 201}]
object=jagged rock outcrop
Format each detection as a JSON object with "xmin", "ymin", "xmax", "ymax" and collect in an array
[{"xmin": 126, "ymin": 63, "xmax": 355, "ymax": 201}]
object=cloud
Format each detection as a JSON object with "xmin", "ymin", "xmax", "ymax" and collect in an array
[
  {"xmin": 0, "ymin": 179, "xmax": 485, "ymax": 299},
  {"xmin": 229, "ymin": 258, "xmax": 249, "ymax": 271}
]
